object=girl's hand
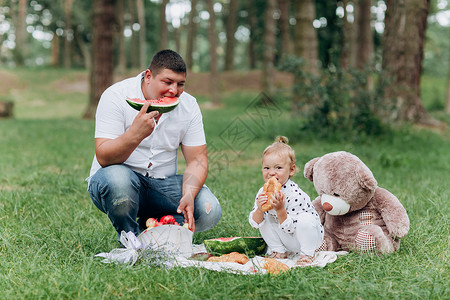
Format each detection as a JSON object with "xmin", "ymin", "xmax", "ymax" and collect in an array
[
  {"xmin": 256, "ymin": 193, "xmax": 269, "ymax": 212},
  {"xmin": 270, "ymin": 191, "xmax": 285, "ymax": 212}
]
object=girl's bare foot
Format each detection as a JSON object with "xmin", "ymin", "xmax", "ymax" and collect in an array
[
  {"xmin": 295, "ymin": 254, "xmax": 314, "ymax": 266},
  {"xmin": 268, "ymin": 252, "xmax": 287, "ymax": 259}
]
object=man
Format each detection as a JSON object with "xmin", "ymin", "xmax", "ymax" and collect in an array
[{"xmin": 87, "ymin": 49, "xmax": 221, "ymax": 240}]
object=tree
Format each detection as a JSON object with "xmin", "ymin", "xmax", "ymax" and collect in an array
[
  {"xmin": 247, "ymin": 0, "xmax": 257, "ymax": 69},
  {"xmin": 224, "ymin": 0, "xmax": 238, "ymax": 71},
  {"xmin": 279, "ymin": 0, "xmax": 293, "ymax": 59},
  {"xmin": 84, "ymin": 0, "xmax": 115, "ymax": 119},
  {"xmin": 64, "ymin": 0, "xmax": 74, "ymax": 68},
  {"xmin": 340, "ymin": 0, "xmax": 353, "ymax": 69},
  {"xmin": 12, "ymin": 0, "xmax": 27, "ymax": 66},
  {"xmin": 382, "ymin": 0, "xmax": 441, "ymax": 126},
  {"xmin": 136, "ymin": 0, "xmax": 146, "ymax": 67},
  {"xmin": 355, "ymin": 0, "xmax": 373, "ymax": 69},
  {"xmin": 186, "ymin": 0, "xmax": 198, "ymax": 70},
  {"xmin": 293, "ymin": 0, "xmax": 318, "ymax": 75},
  {"xmin": 261, "ymin": 0, "xmax": 276, "ymax": 95},
  {"xmin": 158, "ymin": 0, "xmax": 169, "ymax": 51},
  {"xmin": 128, "ymin": 0, "xmax": 139, "ymax": 68},
  {"xmin": 446, "ymin": 43, "xmax": 450, "ymax": 113},
  {"xmin": 116, "ymin": 0, "xmax": 126, "ymax": 74},
  {"xmin": 207, "ymin": 0, "xmax": 220, "ymax": 106}
]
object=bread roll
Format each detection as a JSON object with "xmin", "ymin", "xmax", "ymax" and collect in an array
[
  {"xmin": 263, "ymin": 258, "xmax": 289, "ymax": 274},
  {"xmin": 207, "ymin": 252, "xmax": 249, "ymax": 264},
  {"xmin": 261, "ymin": 177, "xmax": 282, "ymax": 212}
]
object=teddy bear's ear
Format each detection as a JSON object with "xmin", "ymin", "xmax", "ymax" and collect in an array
[
  {"xmin": 357, "ymin": 164, "xmax": 377, "ymax": 192},
  {"xmin": 304, "ymin": 157, "xmax": 320, "ymax": 182}
]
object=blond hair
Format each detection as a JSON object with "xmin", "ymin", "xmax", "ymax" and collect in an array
[{"xmin": 262, "ymin": 136, "xmax": 296, "ymax": 167}]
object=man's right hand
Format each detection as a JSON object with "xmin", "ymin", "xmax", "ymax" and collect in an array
[
  {"xmin": 128, "ymin": 102, "xmax": 160, "ymax": 141},
  {"xmin": 95, "ymin": 102, "xmax": 159, "ymax": 167}
]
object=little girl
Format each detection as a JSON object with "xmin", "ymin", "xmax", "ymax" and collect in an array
[{"xmin": 248, "ymin": 137, "xmax": 323, "ymax": 264}]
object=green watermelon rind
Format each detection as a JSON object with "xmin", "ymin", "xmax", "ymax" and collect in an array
[
  {"xmin": 204, "ymin": 237, "xmax": 267, "ymax": 257},
  {"xmin": 126, "ymin": 97, "xmax": 180, "ymax": 113}
]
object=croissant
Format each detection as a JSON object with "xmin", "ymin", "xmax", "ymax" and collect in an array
[
  {"xmin": 261, "ymin": 177, "xmax": 282, "ymax": 212},
  {"xmin": 207, "ymin": 252, "xmax": 249, "ymax": 264},
  {"xmin": 263, "ymin": 258, "xmax": 290, "ymax": 274}
]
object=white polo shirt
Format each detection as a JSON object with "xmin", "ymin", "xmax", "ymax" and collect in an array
[{"xmin": 87, "ymin": 72, "xmax": 206, "ymax": 180}]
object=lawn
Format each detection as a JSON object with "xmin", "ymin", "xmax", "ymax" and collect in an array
[{"xmin": 0, "ymin": 68, "xmax": 449, "ymax": 299}]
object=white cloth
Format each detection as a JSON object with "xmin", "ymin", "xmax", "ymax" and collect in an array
[
  {"xmin": 95, "ymin": 239, "xmax": 348, "ymax": 273},
  {"xmin": 88, "ymin": 72, "xmax": 206, "ymax": 180},
  {"xmin": 174, "ymin": 245, "xmax": 348, "ymax": 274},
  {"xmin": 248, "ymin": 179, "xmax": 324, "ymax": 256},
  {"xmin": 95, "ymin": 231, "xmax": 143, "ymax": 265}
]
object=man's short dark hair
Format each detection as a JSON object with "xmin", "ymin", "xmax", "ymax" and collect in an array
[{"xmin": 149, "ymin": 49, "xmax": 187, "ymax": 76}]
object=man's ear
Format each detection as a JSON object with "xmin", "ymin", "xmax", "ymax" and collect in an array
[{"xmin": 144, "ymin": 69, "xmax": 152, "ymax": 80}]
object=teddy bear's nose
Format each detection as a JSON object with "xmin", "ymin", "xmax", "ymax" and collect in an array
[{"xmin": 322, "ymin": 202, "xmax": 333, "ymax": 212}]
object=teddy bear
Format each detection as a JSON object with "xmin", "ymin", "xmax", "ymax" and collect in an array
[{"xmin": 304, "ymin": 151, "xmax": 410, "ymax": 253}]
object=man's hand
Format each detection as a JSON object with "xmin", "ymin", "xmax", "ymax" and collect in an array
[
  {"xmin": 178, "ymin": 144, "xmax": 209, "ymax": 233},
  {"xmin": 95, "ymin": 102, "xmax": 159, "ymax": 167},
  {"xmin": 177, "ymin": 196, "xmax": 195, "ymax": 232},
  {"xmin": 128, "ymin": 102, "xmax": 160, "ymax": 140}
]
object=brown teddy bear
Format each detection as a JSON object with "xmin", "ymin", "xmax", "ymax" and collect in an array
[{"xmin": 304, "ymin": 151, "xmax": 410, "ymax": 253}]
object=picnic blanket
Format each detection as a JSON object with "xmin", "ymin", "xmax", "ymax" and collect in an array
[{"xmin": 95, "ymin": 231, "xmax": 347, "ymax": 274}]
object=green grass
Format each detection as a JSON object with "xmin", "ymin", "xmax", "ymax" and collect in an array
[{"xmin": 0, "ymin": 68, "xmax": 449, "ymax": 299}]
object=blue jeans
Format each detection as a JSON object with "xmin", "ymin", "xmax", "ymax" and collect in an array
[{"xmin": 88, "ymin": 165, "xmax": 221, "ymax": 238}]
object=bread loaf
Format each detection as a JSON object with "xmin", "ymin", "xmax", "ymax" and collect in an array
[{"xmin": 261, "ymin": 177, "xmax": 282, "ymax": 212}]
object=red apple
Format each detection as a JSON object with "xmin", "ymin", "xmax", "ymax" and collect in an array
[
  {"xmin": 160, "ymin": 215, "xmax": 176, "ymax": 225},
  {"xmin": 146, "ymin": 218, "xmax": 158, "ymax": 228}
]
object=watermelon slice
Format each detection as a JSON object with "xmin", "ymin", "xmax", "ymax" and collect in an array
[
  {"xmin": 126, "ymin": 96, "xmax": 180, "ymax": 113},
  {"xmin": 204, "ymin": 237, "xmax": 267, "ymax": 257}
]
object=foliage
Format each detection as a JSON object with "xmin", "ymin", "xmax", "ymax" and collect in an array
[{"xmin": 280, "ymin": 56, "xmax": 388, "ymax": 141}]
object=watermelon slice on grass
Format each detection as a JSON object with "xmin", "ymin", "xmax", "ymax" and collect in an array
[
  {"xmin": 204, "ymin": 237, "xmax": 267, "ymax": 257},
  {"xmin": 126, "ymin": 96, "xmax": 180, "ymax": 113}
]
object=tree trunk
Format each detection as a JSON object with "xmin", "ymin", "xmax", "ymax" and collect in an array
[
  {"xmin": 261, "ymin": 0, "xmax": 276, "ymax": 95},
  {"xmin": 116, "ymin": 0, "xmax": 126, "ymax": 74},
  {"xmin": 75, "ymin": 31, "xmax": 91, "ymax": 70},
  {"xmin": 64, "ymin": 0, "xmax": 74, "ymax": 68},
  {"xmin": 159, "ymin": 0, "xmax": 169, "ymax": 51},
  {"xmin": 207, "ymin": 0, "xmax": 220, "ymax": 106},
  {"xmin": 355, "ymin": 0, "xmax": 373, "ymax": 69},
  {"xmin": 84, "ymin": 0, "xmax": 116, "ymax": 119},
  {"xmin": 247, "ymin": 0, "xmax": 257, "ymax": 69},
  {"xmin": 224, "ymin": 0, "xmax": 238, "ymax": 71},
  {"xmin": 136, "ymin": 0, "xmax": 146, "ymax": 68},
  {"xmin": 51, "ymin": 33, "xmax": 60, "ymax": 67},
  {"xmin": 186, "ymin": 0, "xmax": 198, "ymax": 70},
  {"xmin": 293, "ymin": 0, "xmax": 319, "ymax": 75},
  {"xmin": 175, "ymin": 25, "xmax": 181, "ymax": 53},
  {"xmin": 279, "ymin": 0, "xmax": 293, "ymax": 59},
  {"xmin": 128, "ymin": 0, "xmax": 139, "ymax": 68},
  {"xmin": 446, "ymin": 45, "xmax": 450, "ymax": 113},
  {"xmin": 382, "ymin": 0, "xmax": 441, "ymax": 126},
  {"xmin": 13, "ymin": 0, "xmax": 27, "ymax": 66}
]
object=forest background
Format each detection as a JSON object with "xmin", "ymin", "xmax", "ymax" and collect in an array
[
  {"xmin": 1, "ymin": 0, "xmax": 450, "ymax": 126},
  {"xmin": 0, "ymin": 0, "xmax": 449, "ymax": 299}
]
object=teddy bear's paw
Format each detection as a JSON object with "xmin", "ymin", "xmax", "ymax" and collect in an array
[
  {"xmin": 390, "ymin": 227, "xmax": 409, "ymax": 239},
  {"xmin": 355, "ymin": 229, "xmax": 376, "ymax": 252}
]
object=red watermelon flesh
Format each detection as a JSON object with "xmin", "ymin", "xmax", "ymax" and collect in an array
[{"xmin": 126, "ymin": 96, "xmax": 180, "ymax": 113}]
